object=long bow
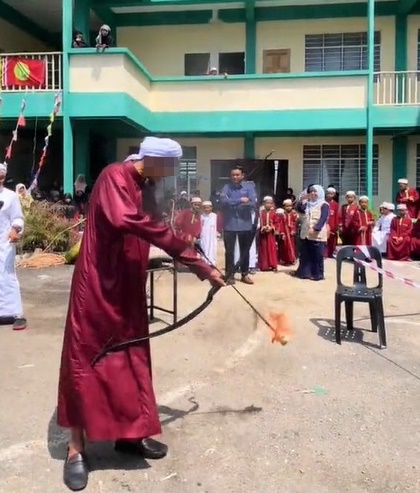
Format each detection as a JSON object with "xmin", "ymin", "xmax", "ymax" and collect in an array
[{"xmin": 91, "ymin": 159, "xmax": 268, "ymax": 367}]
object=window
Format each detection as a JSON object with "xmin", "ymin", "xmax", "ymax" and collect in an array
[
  {"xmin": 178, "ymin": 146, "xmax": 197, "ymax": 195},
  {"xmin": 305, "ymin": 32, "xmax": 381, "ymax": 72},
  {"xmin": 416, "ymin": 144, "xmax": 420, "ymax": 188},
  {"xmin": 218, "ymin": 52, "xmax": 245, "ymax": 74},
  {"xmin": 184, "ymin": 53, "xmax": 210, "ymax": 76},
  {"xmin": 302, "ymin": 144, "xmax": 379, "ymax": 196}
]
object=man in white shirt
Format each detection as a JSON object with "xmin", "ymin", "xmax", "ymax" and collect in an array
[{"xmin": 372, "ymin": 202, "xmax": 395, "ymax": 253}]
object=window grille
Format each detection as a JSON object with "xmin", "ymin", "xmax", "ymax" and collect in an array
[
  {"xmin": 305, "ymin": 32, "xmax": 381, "ymax": 72},
  {"xmin": 302, "ymin": 144, "xmax": 379, "ymax": 196}
]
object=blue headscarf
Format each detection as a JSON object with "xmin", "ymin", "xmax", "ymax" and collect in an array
[{"xmin": 307, "ymin": 184, "xmax": 325, "ymax": 211}]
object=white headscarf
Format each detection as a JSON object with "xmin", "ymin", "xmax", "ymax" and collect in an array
[
  {"xmin": 307, "ymin": 184, "xmax": 325, "ymax": 211},
  {"xmin": 74, "ymin": 174, "xmax": 87, "ymax": 193},
  {"xmin": 15, "ymin": 183, "xmax": 27, "ymax": 195}
]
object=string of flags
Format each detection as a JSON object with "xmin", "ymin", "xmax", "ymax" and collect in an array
[
  {"xmin": 28, "ymin": 91, "xmax": 62, "ymax": 192},
  {"xmin": 3, "ymin": 98, "xmax": 26, "ymax": 163}
]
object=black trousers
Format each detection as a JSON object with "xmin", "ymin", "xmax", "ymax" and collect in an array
[{"xmin": 223, "ymin": 230, "xmax": 253, "ymax": 276}]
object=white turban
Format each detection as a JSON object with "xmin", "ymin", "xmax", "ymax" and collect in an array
[
  {"xmin": 398, "ymin": 178, "xmax": 408, "ymax": 184},
  {"xmin": 0, "ymin": 162, "xmax": 7, "ymax": 174},
  {"xmin": 283, "ymin": 199, "xmax": 292, "ymax": 206},
  {"xmin": 124, "ymin": 154, "xmax": 142, "ymax": 162},
  {"xmin": 191, "ymin": 197, "xmax": 202, "ymax": 204},
  {"xmin": 359, "ymin": 195, "xmax": 369, "ymax": 202},
  {"xmin": 263, "ymin": 196, "xmax": 273, "ymax": 202},
  {"xmin": 386, "ymin": 203, "xmax": 395, "ymax": 210},
  {"xmin": 202, "ymin": 201, "xmax": 212, "ymax": 206},
  {"xmin": 346, "ymin": 191, "xmax": 356, "ymax": 197},
  {"xmin": 276, "ymin": 208, "xmax": 284, "ymax": 214},
  {"xmin": 139, "ymin": 136, "xmax": 182, "ymax": 160},
  {"xmin": 397, "ymin": 204, "xmax": 407, "ymax": 210},
  {"xmin": 326, "ymin": 187, "xmax": 336, "ymax": 194}
]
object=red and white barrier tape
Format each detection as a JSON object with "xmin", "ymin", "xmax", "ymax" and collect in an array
[{"xmin": 339, "ymin": 245, "xmax": 420, "ymax": 290}]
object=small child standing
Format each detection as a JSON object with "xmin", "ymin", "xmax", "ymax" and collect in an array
[
  {"xmin": 257, "ymin": 196, "xmax": 278, "ymax": 272},
  {"xmin": 200, "ymin": 201, "xmax": 220, "ymax": 266}
]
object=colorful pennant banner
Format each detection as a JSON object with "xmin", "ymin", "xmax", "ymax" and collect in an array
[
  {"xmin": 3, "ymin": 98, "xmax": 26, "ymax": 163},
  {"xmin": 28, "ymin": 92, "xmax": 62, "ymax": 192}
]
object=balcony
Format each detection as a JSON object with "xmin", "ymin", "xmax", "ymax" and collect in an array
[
  {"xmin": 374, "ymin": 71, "xmax": 420, "ymax": 106},
  {"xmin": 68, "ymin": 49, "xmax": 368, "ymax": 115},
  {"xmin": 0, "ymin": 52, "xmax": 62, "ymax": 92}
]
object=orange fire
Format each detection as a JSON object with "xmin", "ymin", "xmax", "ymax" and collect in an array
[{"xmin": 267, "ymin": 312, "xmax": 292, "ymax": 345}]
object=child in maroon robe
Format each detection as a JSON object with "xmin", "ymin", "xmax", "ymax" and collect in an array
[
  {"xmin": 277, "ymin": 199, "xmax": 298, "ymax": 265},
  {"xmin": 339, "ymin": 191, "xmax": 358, "ymax": 245},
  {"xmin": 324, "ymin": 187, "xmax": 340, "ymax": 257},
  {"xmin": 395, "ymin": 178, "xmax": 419, "ymax": 219},
  {"xmin": 257, "ymin": 196, "xmax": 278, "ymax": 271},
  {"xmin": 174, "ymin": 196, "xmax": 202, "ymax": 245},
  {"xmin": 410, "ymin": 214, "xmax": 420, "ymax": 258},
  {"xmin": 350, "ymin": 196, "xmax": 375, "ymax": 246},
  {"xmin": 387, "ymin": 204, "xmax": 413, "ymax": 261}
]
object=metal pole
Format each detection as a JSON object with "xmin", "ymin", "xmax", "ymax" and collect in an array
[{"xmin": 366, "ymin": 0, "xmax": 375, "ymax": 201}]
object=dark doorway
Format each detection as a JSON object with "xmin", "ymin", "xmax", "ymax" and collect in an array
[
  {"xmin": 219, "ymin": 52, "xmax": 245, "ymax": 74},
  {"xmin": 211, "ymin": 159, "xmax": 288, "ymax": 206}
]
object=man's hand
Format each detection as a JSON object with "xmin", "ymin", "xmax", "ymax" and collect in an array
[
  {"xmin": 240, "ymin": 197, "xmax": 249, "ymax": 204},
  {"xmin": 208, "ymin": 270, "xmax": 226, "ymax": 288},
  {"xmin": 8, "ymin": 228, "xmax": 20, "ymax": 243}
]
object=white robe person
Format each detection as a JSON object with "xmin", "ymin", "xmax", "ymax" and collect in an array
[
  {"xmin": 372, "ymin": 203, "xmax": 395, "ymax": 253},
  {"xmin": 234, "ymin": 210, "xmax": 258, "ymax": 270},
  {"xmin": 0, "ymin": 165, "xmax": 25, "ymax": 326},
  {"xmin": 200, "ymin": 201, "xmax": 219, "ymax": 266}
]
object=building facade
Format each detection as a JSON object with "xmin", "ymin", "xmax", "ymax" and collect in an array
[{"xmin": 1, "ymin": 0, "xmax": 420, "ymax": 204}]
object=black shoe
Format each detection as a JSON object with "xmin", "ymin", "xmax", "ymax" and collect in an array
[
  {"xmin": 63, "ymin": 452, "xmax": 89, "ymax": 491},
  {"xmin": 115, "ymin": 438, "xmax": 168, "ymax": 459},
  {"xmin": 13, "ymin": 317, "xmax": 27, "ymax": 331}
]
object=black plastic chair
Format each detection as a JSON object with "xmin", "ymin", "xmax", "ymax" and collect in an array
[{"xmin": 335, "ymin": 245, "xmax": 386, "ymax": 348}]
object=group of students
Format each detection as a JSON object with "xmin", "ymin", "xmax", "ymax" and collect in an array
[
  {"xmin": 336, "ymin": 178, "xmax": 420, "ymax": 262},
  {"xmin": 172, "ymin": 194, "xmax": 300, "ymax": 272}
]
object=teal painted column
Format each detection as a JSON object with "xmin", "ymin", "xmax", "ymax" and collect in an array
[
  {"xmin": 74, "ymin": 0, "xmax": 91, "ymax": 40},
  {"xmin": 365, "ymin": 0, "xmax": 375, "ymax": 200},
  {"xmin": 392, "ymin": 16, "xmax": 408, "ymax": 198},
  {"xmin": 395, "ymin": 15, "xmax": 407, "ymax": 104},
  {"xmin": 245, "ymin": 1, "xmax": 256, "ymax": 74},
  {"xmin": 244, "ymin": 133, "xmax": 255, "ymax": 159},
  {"xmin": 392, "ymin": 136, "xmax": 408, "ymax": 199},
  {"xmin": 63, "ymin": 0, "xmax": 73, "ymax": 194},
  {"xmin": 74, "ymin": 123, "xmax": 90, "ymax": 183}
]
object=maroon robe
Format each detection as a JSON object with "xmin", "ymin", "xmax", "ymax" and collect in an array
[
  {"xmin": 325, "ymin": 200, "xmax": 340, "ymax": 257},
  {"xmin": 277, "ymin": 211, "xmax": 297, "ymax": 265},
  {"xmin": 57, "ymin": 163, "xmax": 213, "ymax": 441},
  {"xmin": 340, "ymin": 203, "xmax": 358, "ymax": 245},
  {"xmin": 257, "ymin": 209, "xmax": 278, "ymax": 271},
  {"xmin": 395, "ymin": 188, "xmax": 419, "ymax": 219},
  {"xmin": 174, "ymin": 208, "xmax": 201, "ymax": 244},
  {"xmin": 387, "ymin": 216, "xmax": 413, "ymax": 261},
  {"xmin": 410, "ymin": 218, "xmax": 420, "ymax": 257},
  {"xmin": 350, "ymin": 208, "xmax": 374, "ymax": 246}
]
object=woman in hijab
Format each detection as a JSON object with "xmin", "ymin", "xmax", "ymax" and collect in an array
[
  {"xmin": 74, "ymin": 174, "xmax": 87, "ymax": 194},
  {"xmin": 295, "ymin": 184, "xmax": 329, "ymax": 281},
  {"xmin": 15, "ymin": 183, "xmax": 33, "ymax": 214}
]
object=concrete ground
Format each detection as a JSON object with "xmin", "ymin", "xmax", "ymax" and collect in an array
[{"xmin": 0, "ymin": 247, "xmax": 419, "ymax": 493}]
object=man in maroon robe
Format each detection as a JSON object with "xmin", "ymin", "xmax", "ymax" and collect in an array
[
  {"xmin": 58, "ymin": 137, "xmax": 225, "ymax": 491},
  {"xmin": 395, "ymin": 178, "xmax": 419, "ymax": 219}
]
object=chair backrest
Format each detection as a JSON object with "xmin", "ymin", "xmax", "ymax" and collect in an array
[{"xmin": 336, "ymin": 245, "xmax": 383, "ymax": 289}]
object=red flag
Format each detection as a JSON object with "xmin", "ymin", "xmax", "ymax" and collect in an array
[
  {"xmin": 17, "ymin": 115, "xmax": 26, "ymax": 127},
  {"xmin": 4, "ymin": 58, "xmax": 45, "ymax": 87}
]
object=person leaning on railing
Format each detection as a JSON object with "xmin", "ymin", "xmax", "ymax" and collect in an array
[{"xmin": 72, "ymin": 31, "xmax": 88, "ymax": 48}]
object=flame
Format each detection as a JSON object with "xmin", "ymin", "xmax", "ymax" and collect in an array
[{"xmin": 267, "ymin": 312, "xmax": 292, "ymax": 345}]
